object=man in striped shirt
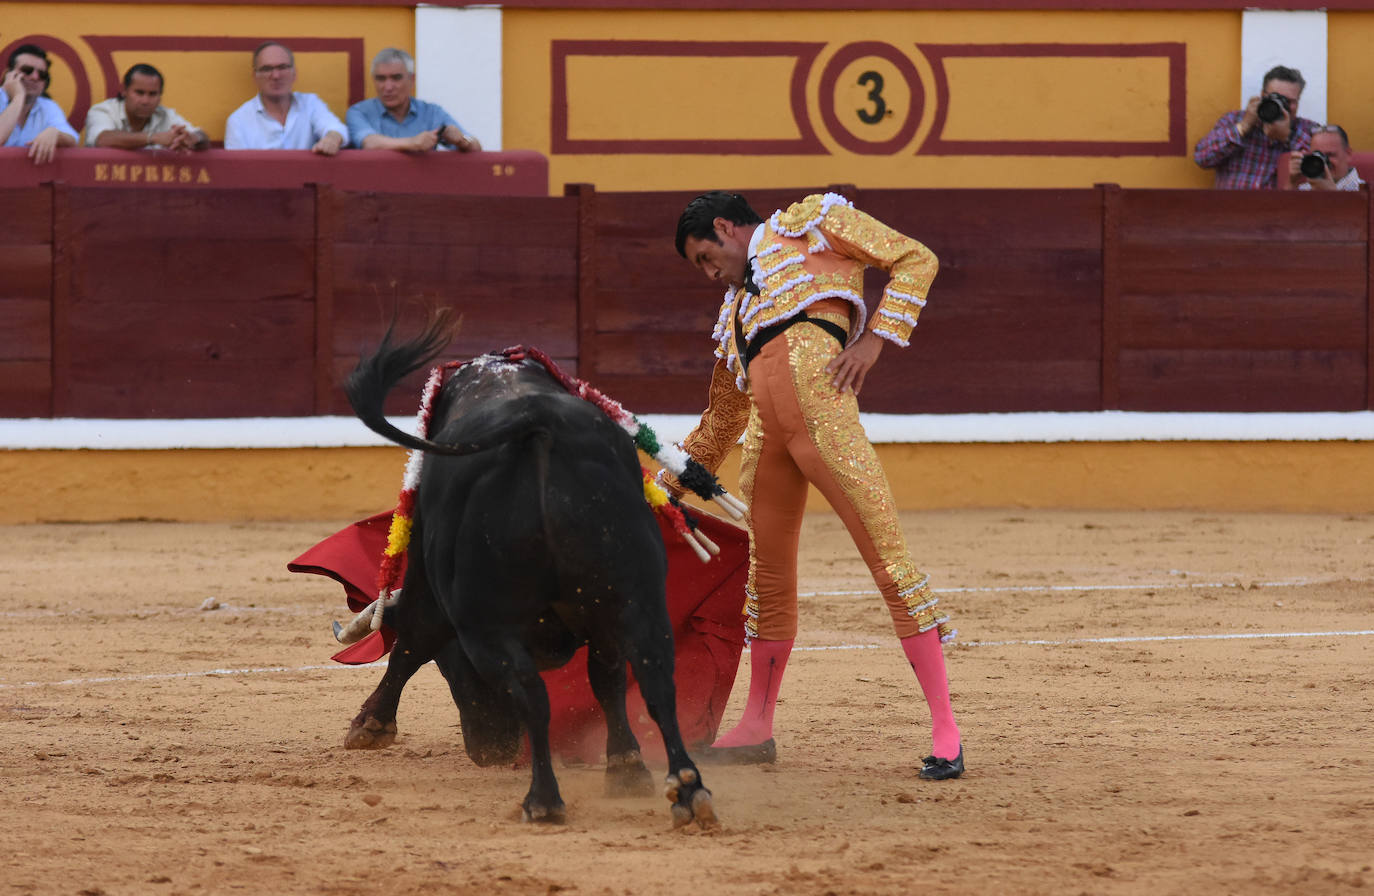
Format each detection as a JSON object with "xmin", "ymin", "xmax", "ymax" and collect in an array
[{"xmin": 1194, "ymin": 65, "xmax": 1316, "ymax": 190}]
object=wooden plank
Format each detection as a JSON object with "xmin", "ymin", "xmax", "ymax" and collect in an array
[
  {"xmin": 51, "ymin": 183, "xmax": 70, "ymax": 417},
  {"xmin": 71, "ymin": 240, "xmax": 314, "ymax": 303},
  {"xmin": 63, "ymin": 358, "xmax": 315, "ymax": 418},
  {"xmin": 567, "ymin": 183, "xmax": 599, "ymax": 380},
  {"xmin": 332, "ymin": 194, "xmax": 577, "ymax": 246},
  {"xmin": 862, "ymin": 189, "xmax": 1104, "ymax": 251},
  {"xmin": 314, "ymin": 184, "xmax": 334, "ymax": 415},
  {"xmin": 1118, "ymin": 349, "xmax": 1367, "ymax": 411},
  {"xmin": 0, "ymin": 245, "xmax": 54, "ymax": 301},
  {"xmin": 1368, "ymin": 187, "xmax": 1374, "ymax": 409},
  {"xmin": 0, "ymin": 189, "xmax": 52, "ymax": 245},
  {"xmin": 916, "ymin": 299, "xmax": 1100, "ymax": 361},
  {"xmin": 1101, "ymin": 183, "xmax": 1122, "ymax": 410},
  {"xmin": 1118, "ymin": 242, "xmax": 1366, "ymax": 296},
  {"xmin": 0, "ymin": 361, "xmax": 51, "ymax": 417},
  {"xmin": 67, "ymin": 188, "xmax": 314, "ymax": 242},
  {"xmin": 864, "ymin": 358, "xmax": 1103, "ymax": 413},
  {"xmin": 1119, "ymin": 294, "xmax": 1365, "ymax": 351},
  {"xmin": 0, "ymin": 298, "xmax": 52, "ymax": 359},
  {"xmin": 1121, "ymin": 189, "xmax": 1367, "ymax": 243},
  {"xmin": 66, "ymin": 301, "xmax": 315, "ymax": 362}
]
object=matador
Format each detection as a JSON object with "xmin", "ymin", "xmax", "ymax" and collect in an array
[{"xmin": 668, "ymin": 190, "xmax": 963, "ymax": 780}]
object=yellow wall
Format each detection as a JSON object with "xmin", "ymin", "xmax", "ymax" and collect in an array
[
  {"xmin": 1326, "ymin": 12, "xmax": 1374, "ymax": 157},
  {"xmin": 504, "ymin": 9, "xmax": 1240, "ymax": 191},
  {"xmin": 5, "ymin": 441, "xmax": 1374, "ymax": 524},
  {"xmin": 1, "ymin": 3, "xmax": 412, "ymax": 142},
  {"xmin": 5, "ymin": 4, "xmax": 1368, "ymax": 191}
]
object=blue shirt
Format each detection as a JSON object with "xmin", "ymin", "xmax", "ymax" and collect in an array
[
  {"xmin": 346, "ymin": 97, "xmax": 462, "ymax": 147},
  {"xmin": 0, "ymin": 94, "xmax": 79, "ymax": 147}
]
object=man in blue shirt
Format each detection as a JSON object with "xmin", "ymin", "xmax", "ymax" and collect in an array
[
  {"xmin": 347, "ymin": 48, "xmax": 481, "ymax": 153},
  {"xmin": 0, "ymin": 43, "xmax": 79, "ymax": 165}
]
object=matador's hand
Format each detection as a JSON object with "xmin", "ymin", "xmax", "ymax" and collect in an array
[{"xmin": 825, "ymin": 330, "xmax": 883, "ymax": 395}]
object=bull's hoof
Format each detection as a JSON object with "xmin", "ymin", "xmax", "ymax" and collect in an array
[
  {"xmin": 604, "ymin": 750, "xmax": 655, "ymax": 798},
  {"xmin": 664, "ymin": 766, "xmax": 718, "ymax": 831},
  {"xmin": 344, "ymin": 716, "xmax": 397, "ymax": 750},
  {"xmin": 521, "ymin": 798, "xmax": 566, "ymax": 824}
]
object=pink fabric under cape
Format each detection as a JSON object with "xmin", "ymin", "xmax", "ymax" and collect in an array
[{"xmin": 288, "ymin": 510, "xmax": 749, "ymax": 763}]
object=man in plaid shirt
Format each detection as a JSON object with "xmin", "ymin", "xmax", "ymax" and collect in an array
[{"xmin": 1194, "ymin": 65, "xmax": 1316, "ymax": 189}]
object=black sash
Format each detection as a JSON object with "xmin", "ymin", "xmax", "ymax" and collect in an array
[{"xmin": 740, "ymin": 312, "xmax": 848, "ymax": 369}]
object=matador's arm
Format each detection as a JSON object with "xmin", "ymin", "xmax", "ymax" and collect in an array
[
  {"xmin": 659, "ymin": 359, "xmax": 750, "ymax": 496},
  {"xmin": 817, "ymin": 202, "xmax": 938, "ymax": 348}
]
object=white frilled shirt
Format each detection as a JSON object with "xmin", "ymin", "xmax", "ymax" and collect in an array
[{"xmin": 224, "ymin": 92, "xmax": 346, "ymax": 150}]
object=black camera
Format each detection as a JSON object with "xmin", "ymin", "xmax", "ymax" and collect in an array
[
  {"xmin": 1300, "ymin": 151, "xmax": 1331, "ymax": 179},
  {"xmin": 1256, "ymin": 92, "xmax": 1291, "ymax": 123}
]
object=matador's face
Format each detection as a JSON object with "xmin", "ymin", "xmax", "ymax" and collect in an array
[{"xmin": 683, "ymin": 218, "xmax": 751, "ymax": 289}]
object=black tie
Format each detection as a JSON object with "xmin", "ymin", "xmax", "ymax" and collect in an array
[
  {"xmin": 742, "ymin": 256, "xmax": 761, "ymax": 296},
  {"xmin": 733, "ymin": 258, "xmax": 756, "ymax": 371}
]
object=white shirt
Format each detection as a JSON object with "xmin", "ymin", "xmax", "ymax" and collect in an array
[
  {"xmin": 1298, "ymin": 166, "xmax": 1365, "ymax": 192},
  {"xmin": 224, "ymin": 92, "xmax": 346, "ymax": 150},
  {"xmin": 83, "ymin": 97, "xmax": 199, "ymax": 146}
]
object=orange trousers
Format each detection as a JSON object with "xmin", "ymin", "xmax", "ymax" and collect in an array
[{"xmin": 738, "ymin": 314, "xmax": 952, "ymax": 643}]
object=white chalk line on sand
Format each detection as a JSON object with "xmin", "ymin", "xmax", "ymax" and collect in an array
[
  {"xmin": 3, "ymin": 628, "xmax": 1372, "ymax": 692},
  {"xmin": 2, "ymin": 575, "xmax": 1357, "ymax": 622},
  {"xmin": 800, "ymin": 575, "xmax": 1343, "ymax": 598}
]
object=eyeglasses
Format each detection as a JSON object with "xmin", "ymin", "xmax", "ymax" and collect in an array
[
  {"xmin": 255, "ymin": 63, "xmax": 293, "ymax": 75},
  {"xmin": 18, "ymin": 64, "xmax": 50, "ymax": 81}
]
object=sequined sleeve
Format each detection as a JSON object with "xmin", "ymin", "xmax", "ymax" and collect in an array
[
  {"xmin": 817, "ymin": 203, "xmax": 938, "ymax": 348},
  {"xmin": 660, "ymin": 360, "xmax": 750, "ymax": 495}
]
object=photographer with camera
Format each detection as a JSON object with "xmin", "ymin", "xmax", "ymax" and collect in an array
[
  {"xmin": 1194, "ymin": 65, "xmax": 1316, "ymax": 189},
  {"xmin": 1287, "ymin": 124, "xmax": 1364, "ymax": 192}
]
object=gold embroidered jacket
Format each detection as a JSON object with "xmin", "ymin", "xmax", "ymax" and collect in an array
[{"xmin": 676, "ymin": 193, "xmax": 938, "ymax": 479}]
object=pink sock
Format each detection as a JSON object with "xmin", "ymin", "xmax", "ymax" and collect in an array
[
  {"xmin": 901, "ymin": 629, "xmax": 961, "ymax": 759},
  {"xmin": 711, "ymin": 638, "xmax": 793, "ymax": 748}
]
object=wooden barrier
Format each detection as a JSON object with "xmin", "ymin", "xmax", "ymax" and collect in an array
[
  {"xmin": 3, "ymin": 173, "xmax": 1373, "ymax": 419},
  {"xmin": 0, "ymin": 147, "xmax": 548, "ymax": 195}
]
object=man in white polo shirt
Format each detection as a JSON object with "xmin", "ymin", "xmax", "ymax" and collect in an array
[{"xmin": 224, "ymin": 41, "xmax": 346, "ymax": 154}]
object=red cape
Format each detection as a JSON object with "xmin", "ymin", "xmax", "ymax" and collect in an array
[{"xmin": 288, "ymin": 510, "xmax": 749, "ymax": 763}]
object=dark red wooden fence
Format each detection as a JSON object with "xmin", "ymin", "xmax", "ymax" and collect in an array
[{"xmin": 3, "ymin": 176, "xmax": 1372, "ymax": 418}]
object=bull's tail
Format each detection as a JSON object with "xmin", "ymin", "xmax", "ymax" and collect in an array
[{"xmin": 346, "ymin": 312, "xmax": 544, "ymax": 457}]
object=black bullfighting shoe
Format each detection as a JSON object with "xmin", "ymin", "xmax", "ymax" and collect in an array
[
  {"xmin": 919, "ymin": 747, "xmax": 964, "ymax": 780},
  {"xmin": 693, "ymin": 738, "xmax": 778, "ymax": 765}
]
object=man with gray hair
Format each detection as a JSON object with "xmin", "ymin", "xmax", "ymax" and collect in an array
[{"xmin": 346, "ymin": 47, "xmax": 480, "ymax": 152}]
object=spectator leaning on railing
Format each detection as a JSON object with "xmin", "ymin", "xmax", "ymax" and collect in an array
[
  {"xmin": 1194, "ymin": 65, "xmax": 1316, "ymax": 190},
  {"xmin": 1289, "ymin": 124, "xmax": 1365, "ymax": 192},
  {"xmin": 224, "ymin": 41, "xmax": 346, "ymax": 154},
  {"xmin": 0, "ymin": 42, "xmax": 79, "ymax": 165},
  {"xmin": 84, "ymin": 63, "xmax": 209, "ymax": 152},
  {"xmin": 346, "ymin": 47, "xmax": 481, "ymax": 153}
]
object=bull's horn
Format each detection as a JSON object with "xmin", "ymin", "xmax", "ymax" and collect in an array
[
  {"xmin": 332, "ymin": 599, "xmax": 381, "ymax": 645},
  {"xmin": 330, "ymin": 593, "xmax": 400, "ymax": 645}
]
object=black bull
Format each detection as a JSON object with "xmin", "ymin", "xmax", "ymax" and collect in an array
[{"xmin": 341, "ymin": 324, "xmax": 716, "ymax": 828}]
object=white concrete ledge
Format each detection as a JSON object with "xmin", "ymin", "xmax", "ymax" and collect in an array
[{"xmin": 6, "ymin": 411, "xmax": 1374, "ymax": 450}]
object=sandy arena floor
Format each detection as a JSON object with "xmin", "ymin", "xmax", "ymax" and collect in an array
[{"xmin": 2, "ymin": 510, "xmax": 1372, "ymax": 895}]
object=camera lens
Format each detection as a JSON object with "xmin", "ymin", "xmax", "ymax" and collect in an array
[
  {"xmin": 1256, "ymin": 93, "xmax": 1289, "ymax": 124},
  {"xmin": 1300, "ymin": 152, "xmax": 1329, "ymax": 179}
]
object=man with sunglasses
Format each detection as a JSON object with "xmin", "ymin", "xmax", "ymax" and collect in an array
[
  {"xmin": 0, "ymin": 43, "xmax": 79, "ymax": 165},
  {"xmin": 224, "ymin": 41, "xmax": 346, "ymax": 154},
  {"xmin": 84, "ymin": 63, "xmax": 208, "ymax": 152}
]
